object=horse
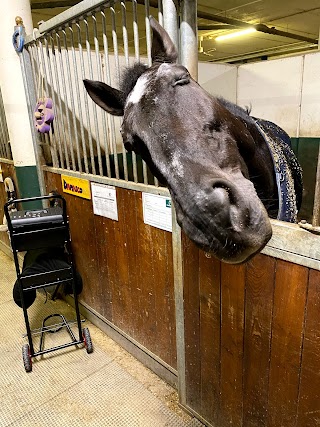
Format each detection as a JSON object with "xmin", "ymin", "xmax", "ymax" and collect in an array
[{"xmin": 83, "ymin": 17, "xmax": 302, "ymax": 264}]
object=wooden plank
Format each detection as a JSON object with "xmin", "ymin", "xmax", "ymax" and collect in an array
[
  {"xmin": 297, "ymin": 269, "xmax": 320, "ymax": 426},
  {"xmin": 183, "ymin": 235, "xmax": 201, "ymax": 411},
  {"xmin": 110, "ymin": 187, "xmax": 131, "ymax": 332},
  {"xmin": 152, "ymin": 221, "xmax": 176, "ymax": 366},
  {"xmin": 243, "ymin": 254, "xmax": 276, "ymax": 427},
  {"xmin": 268, "ymin": 259, "xmax": 309, "ymax": 427},
  {"xmin": 134, "ymin": 191, "xmax": 157, "ymax": 352},
  {"xmin": 220, "ymin": 262, "xmax": 246, "ymax": 427},
  {"xmin": 199, "ymin": 252, "xmax": 221, "ymax": 425}
]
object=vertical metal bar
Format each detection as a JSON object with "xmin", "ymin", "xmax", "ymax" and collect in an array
[
  {"xmin": 19, "ymin": 48, "xmax": 46, "ymax": 196},
  {"xmin": 56, "ymin": 31, "xmax": 75, "ymax": 170},
  {"xmin": 0, "ymin": 88, "xmax": 11, "ymax": 159},
  {"xmin": 162, "ymin": 0, "xmax": 179, "ymax": 51},
  {"xmin": 131, "ymin": 0, "xmax": 140, "ymax": 183},
  {"xmin": 180, "ymin": 0, "xmax": 198, "ymax": 80},
  {"xmin": 100, "ymin": 9, "xmax": 112, "ymax": 178},
  {"xmin": 0, "ymin": 90, "xmax": 9, "ymax": 159},
  {"xmin": 144, "ymin": 1, "xmax": 152, "ymax": 66},
  {"xmin": 77, "ymin": 20, "xmax": 96, "ymax": 175},
  {"xmin": 120, "ymin": 1, "xmax": 130, "ymax": 180},
  {"xmin": 312, "ymin": 153, "xmax": 320, "ymax": 226},
  {"xmin": 51, "ymin": 33, "xmax": 71, "ymax": 169},
  {"xmin": 62, "ymin": 27, "xmax": 82, "ymax": 172},
  {"xmin": 70, "ymin": 23, "xmax": 89, "ymax": 174},
  {"xmin": 85, "ymin": 14, "xmax": 103, "ymax": 175},
  {"xmin": 171, "ymin": 205, "xmax": 186, "ymax": 406},
  {"xmin": 0, "ymin": 112, "xmax": 6, "ymax": 159},
  {"xmin": 132, "ymin": 0, "xmax": 140, "ymax": 61},
  {"xmin": 110, "ymin": 3, "xmax": 121, "ymax": 179},
  {"xmin": 36, "ymin": 39, "xmax": 59, "ymax": 168},
  {"xmin": 141, "ymin": 5, "xmax": 151, "ymax": 185},
  {"xmin": 158, "ymin": 0, "xmax": 164, "ymax": 26},
  {"xmin": 62, "ymin": 25, "xmax": 82, "ymax": 172},
  {"xmin": 44, "ymin": 35, "xmax": 65, "ymax": 169}
]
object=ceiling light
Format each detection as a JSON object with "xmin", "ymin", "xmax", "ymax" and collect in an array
[{"xmin": 215, "ymin": 28, "xmax": 257, "ymax": 41}]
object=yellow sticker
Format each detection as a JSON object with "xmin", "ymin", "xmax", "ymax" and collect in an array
[{"xmin": 61, "ymin": 175, "xmax": 91, "ymax": 200}]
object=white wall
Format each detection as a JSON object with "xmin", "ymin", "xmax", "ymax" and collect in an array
[
  {"xmin": 237, "ymin": 51, "xmax": 320, "ymax": 138},
  {"xmin": 198, "ymin": 61, "xmax": 237, "ymax": 102}
]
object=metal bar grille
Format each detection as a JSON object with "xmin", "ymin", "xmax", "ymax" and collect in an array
[
  {"xmin": 0, "ymin": 87, "xmax": 12, "ymax": 161},
  {"xmin": 23, "ymin": 0, "xmax": 162, "ymax": 186}
]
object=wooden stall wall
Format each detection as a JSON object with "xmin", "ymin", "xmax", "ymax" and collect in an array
[
  {"xmin": 183, "ymin": 235, "xmax": 320, "ymax": 427},
  {"xmin": 0, "ymin": 161, "xmax": 17, "ymax": 251},
  {"xmin": 44, "ymin": 171, "xmax": 177, "ymax": 371}
]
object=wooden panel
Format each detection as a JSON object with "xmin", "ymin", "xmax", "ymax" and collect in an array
[
  {"xmin": 267, "ymin": 259, "xmax": 308, "ymax": 427},
  {"xmin": 199, "ymin": 252, "xmax": 221, "ymax": 425},
  {"xmin": 44, "ymin": 171, "xmax": 176, "ymax": 370},
  {"xmin": 297, "ymin": 269, "xmax": 320, "ymax": 426},
  {"xmin": 220, "ymin": 262, "xmax": 246, "ymax": 427},
  {"xmin": 243, "ymin": 254, "xmax": 275, "ymax": 427}
]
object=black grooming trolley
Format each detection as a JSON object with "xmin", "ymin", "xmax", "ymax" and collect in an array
[{"xmin": 4, "ymin": 194, "xmax": 93, "ymax": 372}]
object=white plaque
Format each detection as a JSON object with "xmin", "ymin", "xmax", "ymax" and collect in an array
[
  {"xmin": 142, "ymin": 193, "xmax": 172, "ymax": 232},
  {"xmin": 91, "ymin": 183, "xmax": 118, "ymax": 221}
]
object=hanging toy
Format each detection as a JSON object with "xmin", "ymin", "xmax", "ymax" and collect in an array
[
  {"xmin": 34, "ymin": 97, "xmax": 54, "ymax": 133},
  {"xmin": 34, "ymin": 71, "xmax": 54, "ymax": 134}
]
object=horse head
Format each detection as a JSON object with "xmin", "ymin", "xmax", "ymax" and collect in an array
[{"xmin": 84, "ymin": 16, "xmax": 272, "ymax": 264}]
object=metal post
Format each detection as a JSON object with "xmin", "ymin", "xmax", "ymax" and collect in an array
[
  {"xmin": 180, "ymin": 0, "xmax": 198, "ymax": 80},
  {"xmin": 162, "ymin": 0, "xmax": 179, "ymax": 52},
  {"xmin": 171, "ymin": 205, "xmax": 186, "ymax": 406}
]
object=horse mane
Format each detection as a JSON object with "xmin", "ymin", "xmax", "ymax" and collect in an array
[
  {"xmin": 217, "ymin": 97, "xmax": 254, "ymax": 124},
  {"xmin": 120, "ymin": 62, "xmax": 149, "ymax": 98}
]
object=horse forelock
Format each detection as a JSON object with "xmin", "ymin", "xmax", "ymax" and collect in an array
[{"xmin": 120, "ymin": 62, "xmax": 149, "ymax": 99}]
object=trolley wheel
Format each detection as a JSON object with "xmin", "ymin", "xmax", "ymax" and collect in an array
[
  {"xmin": 22, "ymin": 344, "xmax": 32, "ymax": 372},
  {"xmin": 82, "ymin": 327, "xmax": 93, "ymax": 354}
]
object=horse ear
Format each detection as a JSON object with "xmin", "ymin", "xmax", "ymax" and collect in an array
[
  {"xmin": 149, "ymin": 16, "xmax": 178, "ymax": 64},
  {"xmin": 83, "ymin": 79, "xmax": 125, "ymax": 116}
]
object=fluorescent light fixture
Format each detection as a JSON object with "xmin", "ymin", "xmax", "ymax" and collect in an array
[{"xmin": 215, "ymin": 28, "xmax": 257, "ymax": 41}]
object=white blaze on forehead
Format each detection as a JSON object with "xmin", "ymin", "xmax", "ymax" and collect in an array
[{"xmin": 126, "ymin": 75, "xmax": 149, "ymax": 105}]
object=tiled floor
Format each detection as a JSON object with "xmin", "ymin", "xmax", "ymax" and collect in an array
[{"xmin": 0, "ymin": 250, "xmax": 203, "ymax": 427}]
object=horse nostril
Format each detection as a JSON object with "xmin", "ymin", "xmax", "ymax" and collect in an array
[{"xmin": 211, "ymin": 187, "xmax": 230, "ymax": 207}]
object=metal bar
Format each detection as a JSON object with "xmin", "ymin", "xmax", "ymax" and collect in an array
[
  {"xmin": 51, "ymin": 33, "xmax": 71, "ymax": 169},
  {"xmin": 312, "ymin": 150, "xmax": 320, "ymax": 226},
  {"xmin": 37, "ymin": 0, "xmax": 112, "ymax": 35},
  {"xmin": 77, "ymin": 20, "xmax": 96, "ymax": 175},
  {"xmin": 0, "ymin": 89, "xmax": 11, "ymax": 159},
  {"xmin": 158, "ymin": 0, "xmax": 163, "ymax": 26},
  {"xmin": 19, "ymin": 48, "xmax": 47, "ymax": 196},
  {"xmin": 70, "ymin": 23, "xmax": 89, "ymax": 173},
  {"xmin": 110, "ymin": 3, "xmax": 121, "ymax": 179},
  {"xmin": 44, "ymin": 35, "xmax": 65, "ymax": 168},
  {"xmin": 33, "ymin": 340, "xmax": 83, "ymax": 358},
  {"xmin": 121, "ymin": 0, "xmax": 129, "ymax": 180},
  {"xmin": 180, "ymin": 0, "xmax": 198, "ymax": 81},
  {"xmin": 141, "ymin": 6, "xmax": 151, "ymax": 184},
  {"xmin": 162, "ymin": 0, "xmax": 179, "ymax": 52},
  {"xmin": 43, "ymin": 165, "xmax": 170, "ymax": 195},
  {"xmin": 37, "ymin": 38, "xmax": 59, "ymax": 168},
  {"xmin": 131, "ymin": 0, "xmax": 140, "ymax": 183},
  {"xmin": 0, "ymin": 115, "xmax": 6, "ymax": 159},
  {"xmin": 53, "ymin": 32, "xmax": 71, "ymax": 169},
  {"xmin": 62, "ymin": 27, "xmax": 82, "ymax": 171},
  {"xmin": 92, "ymin": 13, "xmax": 104, "ymax": 176},
  {"xmin": 56, "ymin": 31, "xmax": 77, "ymax": 170},
  {"xmin": 100, "ymin": 9, "xmax": 113, "ymax": 178},
  {"xmin": 171, "ymin": 205, "xmax": 186, "ymax": 405}
]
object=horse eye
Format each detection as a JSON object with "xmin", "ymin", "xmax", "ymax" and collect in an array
[{"xmin": 172, "ymin": 74, "xmax": 190, "ymax": 87}]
